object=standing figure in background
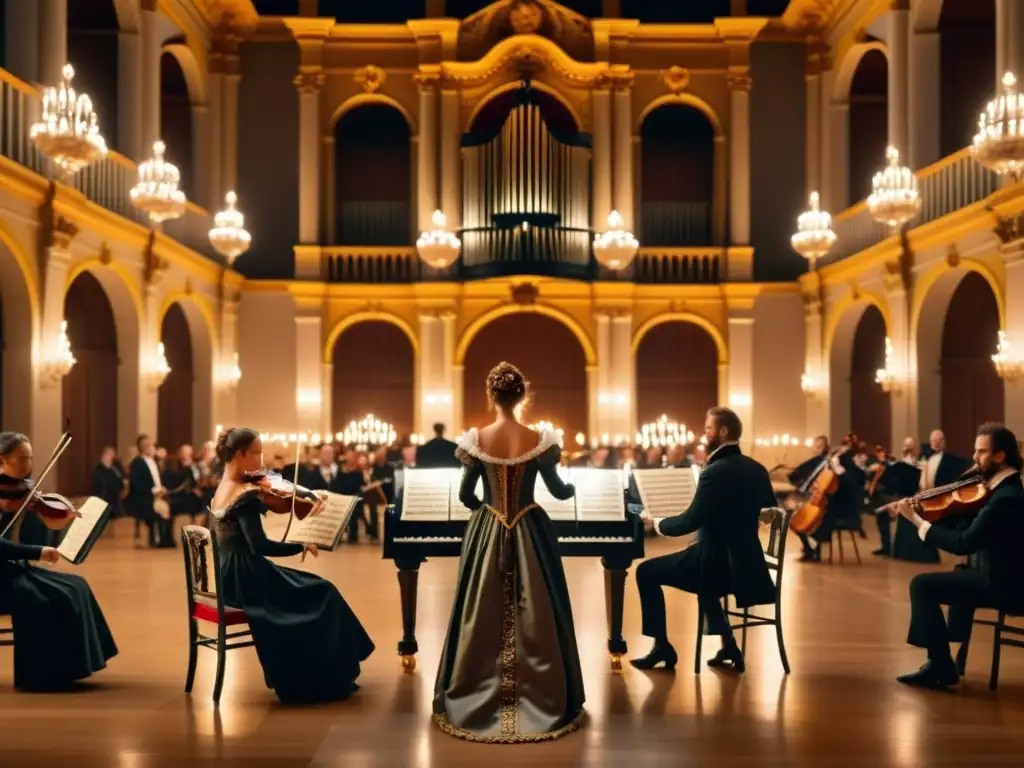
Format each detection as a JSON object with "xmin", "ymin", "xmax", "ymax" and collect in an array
[
  {"xmin": 163, "ymin": 444, "xmax": 203, "ymax": 524},
  {"xmin": 415, "ymin": 423, "xmax": 461, "ymax": 469},
  {"xmin": 91, "ymin": 447, "xmax": 124, "ymax": 520},
  {"xmin": 331, "ymin": 450, "xmax": 365, "ymax": 543},
  {"xmin": 126, "ymin": 435, "xmax": 171, "ymax": 548},
  {"xmin": 0, "ymin": 432, "xmax": 118, "ymax": 691}
]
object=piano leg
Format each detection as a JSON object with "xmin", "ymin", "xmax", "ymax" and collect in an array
[
  {"xmin": 601, "ymin": 555, "xmax": 632, "ymax": 673},
  {"xmin": 395, "ymin": 557, "xmax": 423, "ymax": 672}
]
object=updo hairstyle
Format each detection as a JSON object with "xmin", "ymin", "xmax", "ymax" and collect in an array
[
  {"xmin": 216, "ymin": 427, "xmax": 260, "ymax": 464},
  {"xmin": 486, "ymin": 362, "xmax": 529, "ymax": 411}
]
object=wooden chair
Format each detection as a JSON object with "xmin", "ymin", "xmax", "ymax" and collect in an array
[
  {"xmin": 181, "ymin": 524, "xmax": 254, "ymax": 703},
  {"xmin": 0, "ymin": 617, "xmax": 12, "ymax": 648},
  {"xmin": 695, "ymin": 507, "xmax": 793, "ymax": 674},
  {"xmin": 826, "ymin": 519, "xmax": 862, "ymax": 565},
  {"xmin": 955, "ymin": 609, "xmax": 1024, "ymax": 690}
]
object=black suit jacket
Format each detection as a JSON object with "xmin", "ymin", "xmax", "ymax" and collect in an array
[
  {"xmin": 415, "ymin": 437, "xmax": 460, "ymax": 469},
  {"xmin": 126, "ymin": 456, "xmax": 157, "ymax": 519},
  {"xmin": 932, "ymin": 452, "xmax": 972, "ymax": 487},
  {"xmin": 658, "ymin": 443, "xmax": 777, "ymax": 608},
  {"xmin": 924, "ymin": 472, "xmax": 1024, "ymax": 607}
]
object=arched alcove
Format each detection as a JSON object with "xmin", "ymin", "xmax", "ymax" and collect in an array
[
  {"xmin": 462, "ymin": 314, "xmax": 587, "ymax": 437},
  {"xmin": 0, "ymin": 242, "xmax": 35, "ymax": 434},
  {"xmin": 157, "ymin": 303, "xmax": 194, "ymax": 452},
  {"xmin": 331, "ymin": 321, "xmax": 415, "ymax": 435},
  {"xmin": 67, "ymin": 1, "xmax": 120, "ymax": 151},
  {"xmin": 60, "ymin": 271, "xmax": 119, "ymax": 496},
  {"xmin": 849, "ymin": 305, "xmax": 892, "ymax": 448},
  {"xmin": 940, "ymin": 272, "xmax": 1003, "ymax": 454},
  {"xmin": 848, "ymin": 49, "xmax": 888, "ymax": 203},
  {"xmin": 939, "ymin": 0, "xmax": 995, "ymax": 156},
  {"xmin": 639, "ymin": 105, "xmax": 715, "ymax": 247},
  {"xmin": 635, "ymin": 321, "xmax": 719, "ymax": 436},
  {"xmin": 333, "ymin": 105, "xmax": 412, "ymax": 246},
  {"xmin": 160, "ymin": 49, "xmax": 194, "ymax": 199}
]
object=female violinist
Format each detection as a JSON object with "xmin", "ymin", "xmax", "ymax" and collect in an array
[
  {"xmin": 209, "ymin": 427, "xmax": 374, "ymax": 703},
  {"xmin": 0, "ymin": 431, "xmax": 118, "ymax": 691}
]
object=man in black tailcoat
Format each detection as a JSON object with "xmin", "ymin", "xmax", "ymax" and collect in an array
[
  {"xmin": 631, "ymin": 407, "xmax": 777, "ymax": 673},
  {"xmin": 414, "ymin": 423, "xmax": 460, "ymax": 469}
]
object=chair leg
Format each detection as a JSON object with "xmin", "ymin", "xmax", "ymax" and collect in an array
[
  {"xmin": 774, "ymin": 610, "xmax": 791, "ymax": 674},
  {"xmin": 184, "ymin": 619, "xmax": 199, "ymax": 694},
  {"xmin": 213, "ymin": 625, "xmax": 227, "ymax": 704},
  {"xmin": 741, "ymin": 605, "xmax": 749, "ymax": 657},
  {"xmin": 694, "ymin": 605, "xmax": 704, "ymax": 675},
  {"xmin": 989, "ymin": 615, "xmax": 1004, "ymax": 691},
  {"xmin": 837, "ymin": 531, "xmax": 845, "ymax": 563},
  {"xmin": 849, "ymin": 531, "xmax": 862, "ymax": 565}
]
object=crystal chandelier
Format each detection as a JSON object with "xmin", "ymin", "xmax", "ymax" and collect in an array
[
  {"xmin": 130, "ymin": 140, "xmax": 186, "ymax": 223},
  {"xmin": 30, "ymin": 64, "xmax": 107, "ymax": 177},
  {"xmin": 874, "ymin": 336, "xmax": 903, "ymax": 393},
  {"xmin": 341, "ymin": 415, "xmax": 396, "ymax": 447},
  {"xmin": 208, "ymin": 191, "xmax": 252, "ymax": 265},
  {"xmin": 992, "ymin": 330, "xmax": 1024, "ymax": 383},
  {"xmin": 791, "ymin": 191, "xmax": 836, "ymax": 267},
  {"xmin": 148, "ymin": 343, "xmax": 171, "ymax": 390},
  {"xmin": 867, "ymin": 146, "xmax": 920, "ymax": 229},
  {"xmin": 416, "ymin": 210, "xmax": 461, "ymax": 269},
  {"xmin": 800, "ymin": 370, "xmax": 823, "ymax": 400},
  {"xmin": 972, "ymin": 72, "xmax": 1024, "ymax": 180},
  {"xmin": 593, "ymin": 210, "xmax": 639, "ymax": 270},
  {"xmin": 40, "ymin": 320, "xmax": 76, "ymax": 387}
]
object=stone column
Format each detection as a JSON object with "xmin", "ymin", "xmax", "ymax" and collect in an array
[
  {"xmin": 138, "ymin": 280, "xmax": 163, "ymax": 441},
  {"xmin": 416, "ymin": 72, "xmax": 440, "ymax": 231},
  {"xmin": 888, "ymin": 1, "xmax": 910, "ymax": 158},
  {"xmin": 294, "ymin": 300, "xmax": 324, "ymax": 434},
  {"xmin": 712, "ymin": 135, "xmax": 727, "ymax": 245},
  {"xmin": 295, "ymin": 67, "xmax": 325, "ymax": 243},
  {"xmin": 594, "ymin": 312, "xmax": 611, "ymax": 441},
  {"xmin": 804, "ymin": 44, "xmax": 825, "ymax": 196},
  {"xmin": 221, "ymin": 49, "xmax": 242, "ymax": 194},
  {"xmin": 214, "ymin": 288, "xmax": 240, "ymax": 436},
  {"xmin": 828, "ymin": 102, "xmax": 850, "ymax": 210},
  {"xmin": 38, "ymin": 0, "xmax": 67, "ymax": 89},
  {"xmin": 612, "ymin": 75, "xmax": 635, "ymax": 231},
  {"xmin": 727, "ymin": 310, "xmax": 755, "ymax": 454},
  {"xmin": 609, "ymin": 314, "xmax": 635, "ymax": 441},
  {"xmin": 417, "ymin": 313, "xmax": 456, "ymax": 437},
  {"xmin": 1001, "ymin": 239, "xmax": 1024, "ymax": 432},
  {"xmin": 4, "ymin": 0, "xmax": 39, "ymax": 85},
  {"xmin": 441, "ymin": 313, "xmax": 458, "ymax": 434},
  {"xmin": 592, "ymin": 86, "xmax": 613, "ymax": 232},
  {"xmin": 996, "ymin": 0, "xmax": 1024, "ymax": 82},
  {"xmin": 885, "ymin": 279, "xmax": 916, "ymax": 442},
  {"xmin": 117, "ymin": 29, "xmax": 143, "ymax": 160},
  {"xmin": 440, "ymin": 89, "xmax": 462, "ymax": 231},
  {"xmin": 206, "ymin": 63, "xmax": 224, "ymax": 209},
  {"xmin": 727, "ymin": 68, "xmax": 752, "ymax": 246},
  {"xmin": 191, "ymin": 103, "xmax": 212, "ymax": 209},
  {"xmin": 140, "ymin": 2, "xmax": 162, "ymax": 153},
  {"xmin": 802, "ymin": 292, "xmax": 829, "ymax": 439},
  {"xmin": 909, "ymin": 26, "xmax": 940, "ymax": 170}
]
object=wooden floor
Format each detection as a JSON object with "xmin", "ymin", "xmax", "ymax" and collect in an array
[{"xmin": 2, "ymin": 517, "xmax": 1024, "ymax": 767}]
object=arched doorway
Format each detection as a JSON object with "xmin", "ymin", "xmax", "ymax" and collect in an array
[
  {"xmin": 939, "ymin": 0, "xmax": 995, "ymax": 156},
  {"xmin": 160, "ymin": 48, "xmax": 194, "ymax": 199},
  {"xmin": 940, "ymin": 272, "xmax": 1003, "ymax": 454},
  {"xmin": 848, "ymin": 48, "xmax": 889, "ymax": 203},
  {"xmin": 635, "ymin": 321, "xmax": 719, "ymax": 436},
  {"xmin": 333, "ymin": 104, "xmax": 412, "ymax": 245},
  {"xmin": 331, "ymin": 321, "xmax": 415, "ymax": 435},
  {"xmin": 849, "ymin": 305, "xmax": 892, "ymax": 448},
  {"xmin": 462, "ymin": 314, "xmax": 587, "ymax": 437},
  {"xmin": 639, "ymin": 104, "xmax": 716, "ymax": 248},
  {"xmin": 60, "ymin": 271, "xmax": 119, "ymax": 497},
  {"xmin": 0, "ymin": 242, "xmax": 34, "ymax": 434},
  {"xmin": 157, "ymin": 303, "xmax": 195, "ymax": 453}
]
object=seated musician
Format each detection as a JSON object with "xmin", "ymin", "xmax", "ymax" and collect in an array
[
  {"xmin": 789, "ymin": 435, "xmax": 862, "ymax": 562},
  {"xmin": 634, "ymin": 407, "xmax": 776, "ymax": 672},
  {"xmin": 0, "ymin": 431, "xmax": 118, "ymax": 691},
  {"xmin": 209, "ymin": 427, "xmax": 374, "ymax": 704},
  {"xmin": 162, "ymin": 444, "xmax": 204, "ymax": 523},
  {"xmin": 891, "ymin": 423, "xmax": 1024, "ymax": 690}
]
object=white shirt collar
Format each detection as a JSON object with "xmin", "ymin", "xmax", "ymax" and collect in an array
[{"xmin": 143, "ymin": 455, "xmax": 163, "ymax": 489}]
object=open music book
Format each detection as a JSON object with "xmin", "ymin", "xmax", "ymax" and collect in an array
[
  {"xmin": 284, "ymin": 492, "xmax": 359, "ymax": 551},
  {"xmin": 56, "ymin": 496, "xmax": 110, "ymax": 565},
  {"xmin": 399, "ymin": 467, "xmax": 625, "ymax": 522},
  {"xmin": 631, "ymin": 466, "xmax": 702, "ymax": 519}
]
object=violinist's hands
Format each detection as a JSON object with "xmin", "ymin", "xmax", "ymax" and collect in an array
[
  {"xmin": 39, "ymin": 547, "xmax": 60, "ymax": 565},
  {"xmin": 892, "ymin": 498, "xmax": 916, "ymax": 521},
  {"xmin": 301, "ymin": 544, "xmax": 318, "ymax": 562}
]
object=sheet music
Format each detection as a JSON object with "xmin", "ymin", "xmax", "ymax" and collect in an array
[
  {"xmin": 402, "ymin": 468, "xmax": 456, "ymax": 521},
  {"xmin": 572, "ymin": 468, "xmax": 625, "ymax": 522},
  {"xmin": 286, "ymin": 492, "xmax": 358, "ymax": 549},
  {"xmin": 534, "ymin": 465, "xmax": 576, "ymax": 521},
  {"xmin": 57, "ymin": 497, "xmax": 108, "ymax": 564},
  {"xmin": 632, "ymin": 467, "xmax": 700, "ymax": 519}
]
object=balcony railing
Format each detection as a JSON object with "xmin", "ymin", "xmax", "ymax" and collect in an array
[
  {"xmin": 828, "ymin": 147, "xmax": 999, "ymax": 264},
  {"xmin": 632, "ymin": 247, "xmax": 722, "ymax": 283},
  {"xmin": 0, "ymin": 68, "xmax": 219, "ymax": 262}
]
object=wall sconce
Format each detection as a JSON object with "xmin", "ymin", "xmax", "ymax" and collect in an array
[
  {"xmin": 575, "ymin": 432, "xmax": 586, "ymax": 447},
  {"xmin": 729, "ymin": 392, "xmax": 752, "ymax": 408},
  {"xmin": 39, "ymin": 320, "xmax": 76, "ymax": 388},
  {"xmin": 296, "ymin": 388, "xmax": 322, "ymax": 409},
  {"xmin": 874, "ymin": 336, "xmax": 904, "ymax": 393},
  {"xmin": 147, "ymin": 342, "xmax": 171, "ymax": 390},
  {"xmin": 598, "ymin": 391, "xmax": 629, "ymax": 406},
  {"xmin": 423, "ymin": 391, "xmax": 452, "ymax": 405},
  {"xmin": 218, "ymin": 353, "xmax": 241, "ymax": 390},
  {"xmin": 993, "ymin": 330, "xmax": 1024, "ymax": 384},
  {"xmin": 800, "ymin": 371, "xmax": 823, "ymax": 400}
]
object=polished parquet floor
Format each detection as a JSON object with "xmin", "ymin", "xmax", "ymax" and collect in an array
[{"xmin": 2, "ymin": 516, "xmax": 1024, "ymax": 767}]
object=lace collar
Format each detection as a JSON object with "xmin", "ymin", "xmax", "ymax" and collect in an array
[{"xmin": 457, "ymin": 428, "xmax": 562, "ymax": 466}]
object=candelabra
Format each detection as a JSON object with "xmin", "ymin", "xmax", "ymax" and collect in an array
[
  {"xmin": 874, "ymin": 336, "xmax": 903, "ymax": 393},
  {"xmin": 637, "ymin": 415, "xmax": 694, "ymax": 449},
  {"xmin": 754, "ymin": 434, "xmax": 813, "ymax": 448},
  {"xmin": 342, "ymin": 415, "xmax": 396, "ymax": 447},
  {"xmin": 148, "ymin": 343, "xmax": 171, "ymax": 390},
  {"xmin": 130, "ymin": 140, "xmax": 186, "ymax": 223},
  {"xmin": 867, "ymin": 146, "xmax": 920, "ymax": 230},
  {"xmin": 209, "ymin": 191, "xmax": 252, "ymax": 265},
  {"xmin": 992, "ymin": 330, "xmax": 1024, "ymax": 383},
  {"xmin": 791, "ymin": 191, "xmax": 837, "ymax": 268},
  {"xmin": 593, "ymin": 210, "xmax": 639, "ymax": 271},
  {"xmin": 39, "ymin": 321, "xmax": 76, "ymax": 388},
  {"xmin": 416, "ymin": 210, "xmax": 461, "ymax": 269},
  {"xmin": 973, "ymin": 72, "xmax": 1024, "ymax": 180},
  {"xmin": 30, "ymin": 64, "xmax": 107, "ymax": 177}
]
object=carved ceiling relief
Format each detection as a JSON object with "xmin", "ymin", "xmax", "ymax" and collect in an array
[
  {"xmin": 354, "ymin": 65, "xmax": 386, "ymax": 94},
  {"xmin": 457, "ymin": 0, "xmax": 594, "ymax": 64},
  {"xmin": 661, "ymin": 66, "xmax": 691, "ymax": 95}
]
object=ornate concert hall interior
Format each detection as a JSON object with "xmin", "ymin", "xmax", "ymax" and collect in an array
[{"xmin": 2, "ymin": 0, "xmax": 1024, "ymax": 765}]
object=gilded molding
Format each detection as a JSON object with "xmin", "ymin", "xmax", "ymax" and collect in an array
[
  {"xmin": 726, "ymin": 68, "xmax": 753, "ymax": 92},
  {"xmin": 438, "ymin": 37, "xmax": 612, "ymax": 89},
  {"xmin": 294, "ymin": 68, "xmax": 325, "ymax": 94},
  {"xmin": 355, "ymin": 65, "xmax": 387, "ymax": 94},
  {"xmin": 414, "ymin": 70, "xmax": 442, "ymax": 92},
  {"xmin": 660, "ymin": 66, "xmax": 691, "ymax": 95}
]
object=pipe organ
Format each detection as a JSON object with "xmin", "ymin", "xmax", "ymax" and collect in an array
[{"xmin": 461, "ymin": 87, "xmax": 592, "ymax": 275}]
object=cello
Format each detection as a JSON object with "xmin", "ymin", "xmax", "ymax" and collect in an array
[{"xmin": 786, "ymin": 434, "xmax": 858, "ymax": 535}]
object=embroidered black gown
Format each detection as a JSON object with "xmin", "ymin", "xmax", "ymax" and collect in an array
[
  {"xmin": 433, "ymin": 429, "xmax": 586, "ymax": 743},
  {"xmin": 0, "ymin": 477, "xmax": 117, "ymax": 691},
  {"xmin": 211, "ymin": 490, "xmax": 374, "ymax": 704}
]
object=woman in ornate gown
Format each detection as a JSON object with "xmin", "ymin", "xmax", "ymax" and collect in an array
[
  {"xmin": 209, "ymin": 428, "xmax": 374, "ymax": 704},
  {"xmin": 433, "ymin": 362, "xmax": 586, "ymax": 742},
  {"xmin": 0, "ymin": 432, "xmax": 118, "ymax": 691}
]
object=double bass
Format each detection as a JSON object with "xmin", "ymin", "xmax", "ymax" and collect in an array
[{"xmin": 786, "ymin": 453, "xmax": 839, "ymax": 535}]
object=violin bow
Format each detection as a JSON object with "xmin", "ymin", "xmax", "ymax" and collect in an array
[
  {"xmin": 1, "ymin": 432, "xmax": 73, "ymax": 539},
  {"xmin": 280, "ymin": 436, "xmax": 303, "ymax": 544}
]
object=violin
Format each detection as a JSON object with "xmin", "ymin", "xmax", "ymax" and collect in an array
[
  {"xmin": 877, "ymin": 466, "xmax": 993, "ymax": 524},
  {"xmin": 243, "ymin": 469, "xmax": 323, "ymax": 520},
  {"xmin": 0, "ymin": 478, "xmax": 80, "ymax": 531},
  {"xmin": 866, "ymin": 445, "xmax": 892, "ymax": 497}
]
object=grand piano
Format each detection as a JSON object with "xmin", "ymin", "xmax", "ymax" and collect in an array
[{"xmin": 382, "ymin": 466, "xmax": 644, "ymax": 671}]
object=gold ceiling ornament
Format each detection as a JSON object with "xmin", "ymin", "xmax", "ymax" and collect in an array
[
  {"xmin": 441, "ymin": 34, "xmax": 607, "ymax": 88},
  {"xmin": 946, "ymin": 244, "xmax": 961, "ymax": 268},
  {"xmin": 509, "ymin": 1, "xmax": 544, "ymax": 35},
  {"xmin": 511, "ymin": 282, "xmax": 539, "ymax": 305},
  {"xmin": 50, "ymin": 214, "xmax": 79, "ymax": 251},
  {"xmin": 354, "ymin": 65, "xmax": 386, "ymax": 94},
  {"xmin": 458, "ymin": 0, "xmax": 593, "ymax": 65},
  {"xmin": 661, "ymin": 66, "xmax": 691, "ymax": 95}
]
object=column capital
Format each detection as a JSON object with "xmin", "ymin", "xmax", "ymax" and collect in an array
[
  {"xmin": 294, "ymin": 67, "xmax": 325, "ymax": 95},
  {"xmin": 414, "ymin": 69, "xmax": 442, "ymax": 93},
  {"xmin": 727, "ymin": 67, "xmax": 753, "ymax": 92},
  {"xmin": 601, "ymin": 67, "xmax": 634, "ymax": 93},
  {"xmin": 805, "ymin": 39, "xmax": 832, "ymax": 77},
  {"xmin": 48, "ymin": 213, "xmax": 79, "ymax": 252}
]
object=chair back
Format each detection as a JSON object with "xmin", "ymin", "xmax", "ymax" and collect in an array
[
  {"xmin": 181, "ymin": 524, "xmax": 227, "ymax": 619},
  {"xmin": 759, "ymin": 506, "xmax": 794, "ymax": 586}
]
